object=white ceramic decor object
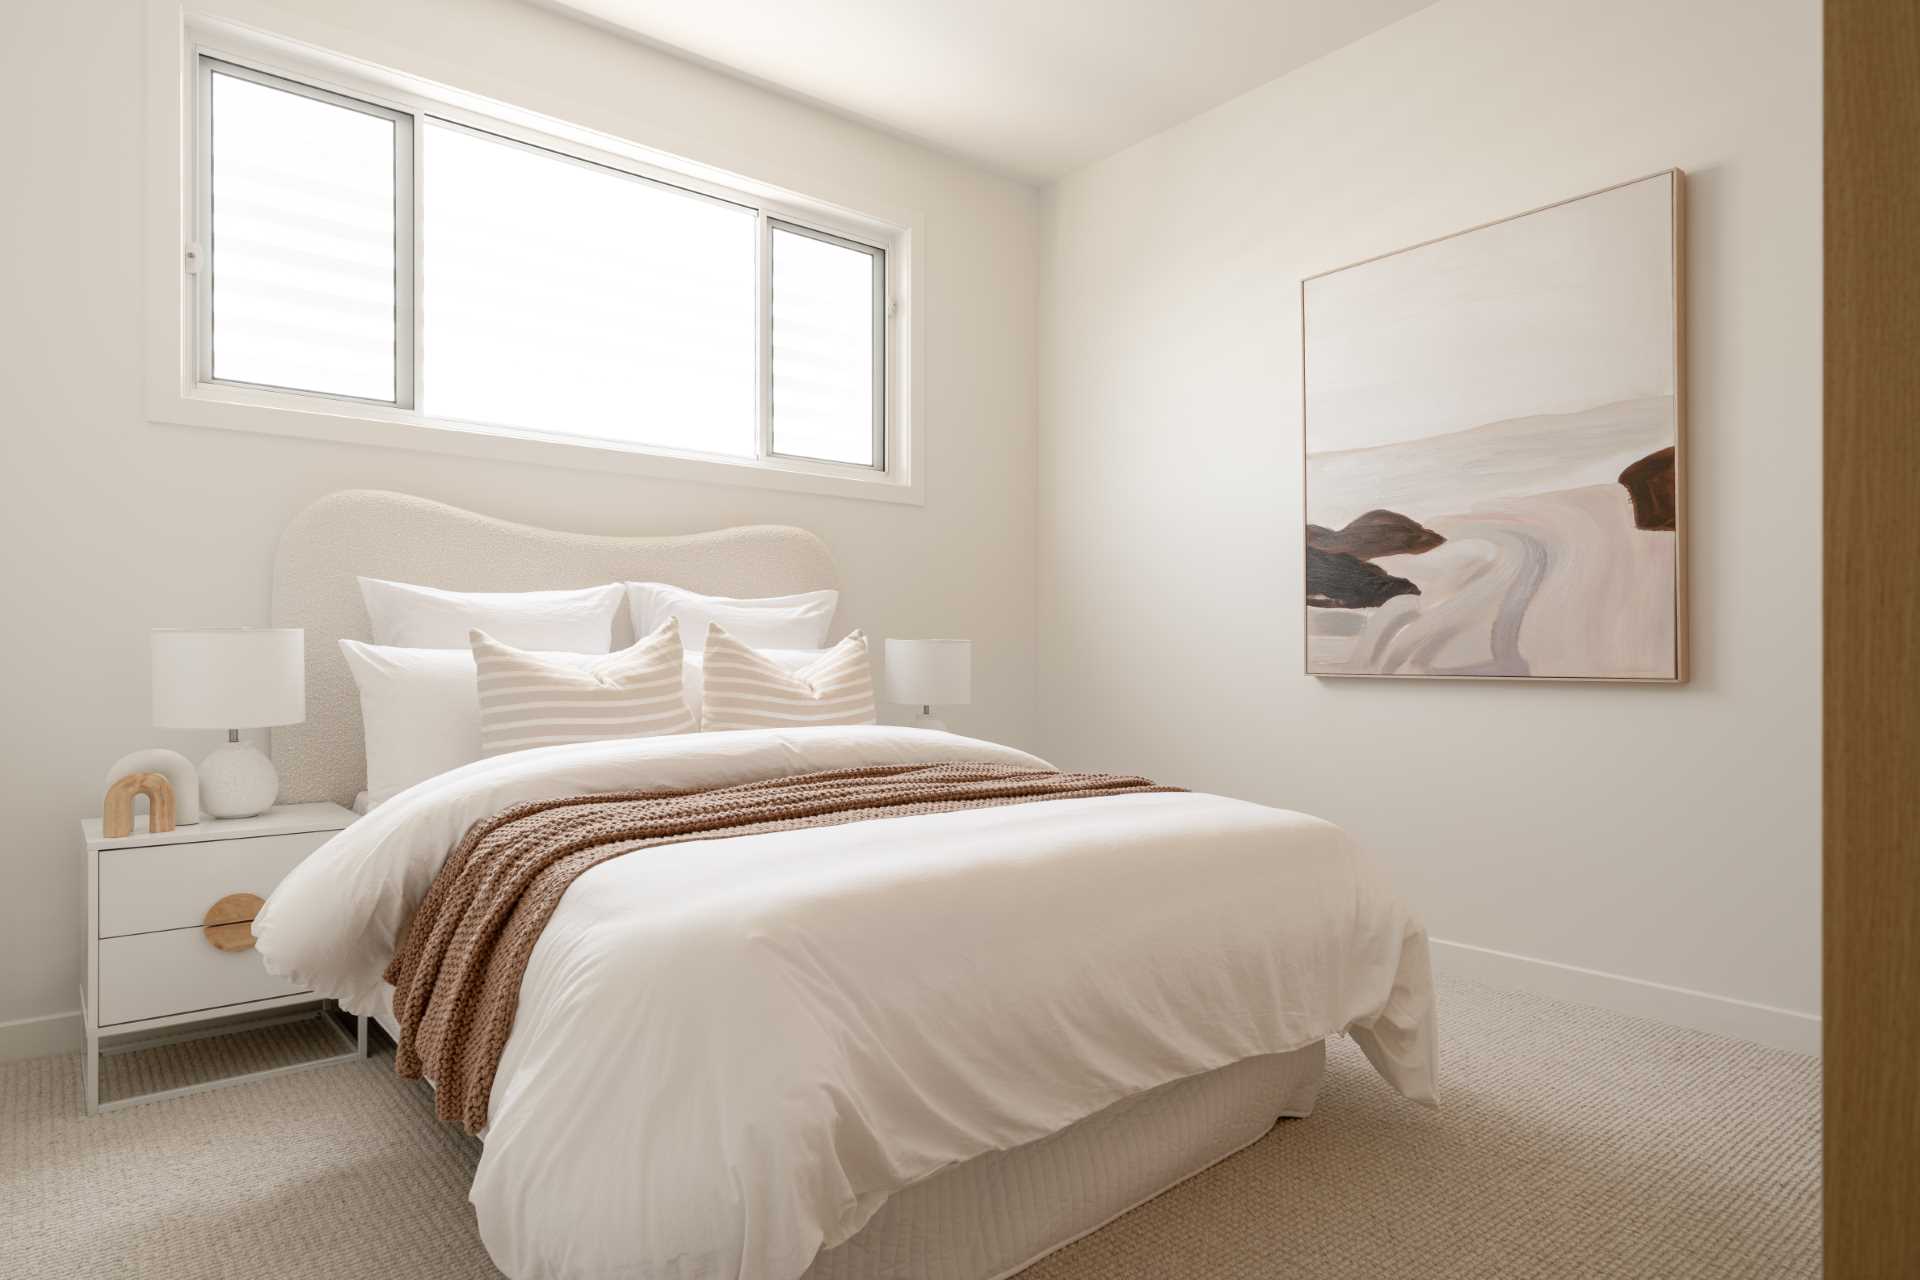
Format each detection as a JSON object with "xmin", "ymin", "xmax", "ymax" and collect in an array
[
  {"xmin": 102, "ymin": 748, "xmax": 201, "ymax": 826},
  {"xmin": 883, "ymin": 639, "xmax": 972, "ymax": 731},
  {"xmin": 152, "ymin": 629, "xmax": 306, "ymax": 819},
  {"xmin": 197, "ymin": 742, "xmax": 281, "ymax": 819}
]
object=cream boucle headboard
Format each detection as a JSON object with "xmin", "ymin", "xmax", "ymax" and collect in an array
[{"xmin": 270, "ymin": 489, "xmax": 838, "ymax": 806}]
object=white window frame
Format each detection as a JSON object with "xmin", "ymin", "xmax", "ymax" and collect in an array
[
  {"xmin": 146, "ymin": 9, "xmax": 921, "ymax": 504},
  {"xmin": 196, "ymin": 57, "xmax": 417, "ymax": 409},
  {"xmin": 766, "ymin": 219, "xmax": 888, "ymax": 472}
]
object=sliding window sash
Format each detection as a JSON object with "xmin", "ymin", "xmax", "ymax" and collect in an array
[
  {"xmin": 765, "ymin": 218, "xmax": 888, "ymax": 471},
  {"xmin": 194, "ymin": 56, "xmax": 415, "ymax": 408}
]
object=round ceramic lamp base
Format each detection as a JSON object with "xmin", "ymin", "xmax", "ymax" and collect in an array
[
  {"xmin": 909, "ymin": 710, "xmax": 949, "ymax": 732},
  {"xmin": 199, "ymin": 741, "xmax": 280, "ymax": 819}
]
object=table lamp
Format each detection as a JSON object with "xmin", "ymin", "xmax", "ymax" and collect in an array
[
  {"xmin": 883, "ymin": 639, "xmax": 971, "ymax": 731},
  {"xmin": 152, "ymin": 628, "xmax": 305, "ymax": 819}
]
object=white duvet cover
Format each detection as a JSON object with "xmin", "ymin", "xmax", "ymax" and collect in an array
[{"xmin": 255, "ymin": 727, "xmax": 1437, "ymax": 1280}]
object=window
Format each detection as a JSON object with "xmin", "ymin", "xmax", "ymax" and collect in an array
[
  {"xmin": 186, "ymin": 49, "xmax": 898, "ymax": 484},
  {"xmin": 206, "ymin": 66, "xmax": 403, "ymax": 402},
  {"xmin": 418, "ymin": 120, "xmax": 757, "ymax": 456},
  {"xmin": 771, "ymin": 224, "xmax": 884, "ymax": 468}
]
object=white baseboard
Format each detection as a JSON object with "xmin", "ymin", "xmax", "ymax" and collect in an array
[
  {"xmin": 1430, "ymin": 939, "xmax": 1820, "ymax": 1056},
  {"xmin": 0, "ymin": 1010, "xmax": 84, "ymax": 1061}
]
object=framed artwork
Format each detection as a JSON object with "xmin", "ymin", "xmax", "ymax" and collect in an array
[{"xmin": 1302, "ymin": 170, "xmax": 1685, "ymax": 681}]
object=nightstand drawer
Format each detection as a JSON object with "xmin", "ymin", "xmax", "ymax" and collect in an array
[
  {"xmin": 98, "ymin": 830, "xmax": 332, "ymax": 938},
  {"xmin": 97, "ymin": 927, "xmax": 310, "ymax": 1026}
]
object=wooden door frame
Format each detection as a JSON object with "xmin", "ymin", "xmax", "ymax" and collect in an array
[{"xmin": 1824, "ymin": 1, "xmax": 1920, "ymax": 1274}]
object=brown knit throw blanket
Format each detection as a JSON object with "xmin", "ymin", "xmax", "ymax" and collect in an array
[{"xmin": 384, "ymin": 761, "xmax": 1181, "ymax": 1132}]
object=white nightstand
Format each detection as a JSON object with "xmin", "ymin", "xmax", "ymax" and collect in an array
[{"xmin": 79, "ymin": 801, "xmax": 365, "ymax": 1114}]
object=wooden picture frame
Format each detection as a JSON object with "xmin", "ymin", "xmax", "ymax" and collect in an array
[{"xmin": 1301, "ymin": 170, "xmax": 1687, "ymax": 682}]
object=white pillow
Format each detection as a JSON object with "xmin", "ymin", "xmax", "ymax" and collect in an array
[
  {"xmin": 339, "ymin": 639, "xmax": 603, "ymax": 807},
  {"xmin": 360, "ymin": 577, "xmax": 625, "ymax": 652},
  {"xmin": 626, "ymin": 582, "xmax": 837, "ymax": 654},
  {"xmin": 700, "ymin": 626, "xmax": 877, "ymax": 731},
  {"xmin": 472, "ymin": 623, "xmax": 695, "ymax": 757}
]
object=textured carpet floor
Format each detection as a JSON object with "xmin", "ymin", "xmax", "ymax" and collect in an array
[{"xmin": 0, "ymin": 977, "xmax": 1819, "ymax": 1280}]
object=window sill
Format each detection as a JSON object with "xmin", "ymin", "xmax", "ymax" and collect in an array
[{"xmin": 147, "ymin": 383, "xmax": 924, "ymax": 506}]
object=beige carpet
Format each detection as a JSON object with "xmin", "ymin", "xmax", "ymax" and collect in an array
[{"xmin": 0, "ymin": 977, "xmax": 1819, "ymax": 1279}]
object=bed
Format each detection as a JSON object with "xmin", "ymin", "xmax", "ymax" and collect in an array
[{"xmin": 254, "ymin": 490, "xmax": 1438, "ymax": 1280}]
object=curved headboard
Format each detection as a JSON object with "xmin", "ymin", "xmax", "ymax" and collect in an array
[{"xmin": 270, "ymin": 490, "xmax": 838, "ymax": 806}]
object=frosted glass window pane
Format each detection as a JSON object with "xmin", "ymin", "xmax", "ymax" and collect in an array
[
  {"xmin": 420, "ymin": 123, "xmax": 756, "ymax": 456},
  {"xmin": 210, "ymin": 71, "xmax": 396, "ymax": 401},
  {"xmin": 771, "ymin": 227, "xmax": 879, "ymax": 466}
]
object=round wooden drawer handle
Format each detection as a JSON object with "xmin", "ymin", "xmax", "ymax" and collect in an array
[{"xmin": 203, "ymin": 893, "xmax": 266, "ymax": 952}]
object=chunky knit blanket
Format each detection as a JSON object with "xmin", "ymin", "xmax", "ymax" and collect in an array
[{"xmin": 385, "ymin": 761, "xmax": 1180, "ymax": 1133}]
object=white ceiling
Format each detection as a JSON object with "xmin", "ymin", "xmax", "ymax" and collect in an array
[{"xmin": 540, "ymin": 0, "xmax": 1437, "ymax": 183}]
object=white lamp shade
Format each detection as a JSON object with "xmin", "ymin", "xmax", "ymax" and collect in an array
[
  {"xmin": 152, "ymin": 629, "xmax": 306, "ymax": 729},
  {"xmin": 884, "ymin": 639, "xmax": 971, "ymax": 707}
]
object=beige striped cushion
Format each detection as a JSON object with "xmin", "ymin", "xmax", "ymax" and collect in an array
[
  {"xmin": 470, "ymin": 621, "xmax": 695, "ymax": 756},
  {"xmin": 699, "ymin": 625, "xmax": 876, "ymax": 731}
]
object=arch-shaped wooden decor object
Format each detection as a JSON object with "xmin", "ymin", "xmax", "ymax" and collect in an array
[
  {"xmin": 202, "ymin": 893, "xmax": 266, "ymax": 952},
  {"xmin": 102, "ymin": 772, "xmax": 176, "ymax": 839}
]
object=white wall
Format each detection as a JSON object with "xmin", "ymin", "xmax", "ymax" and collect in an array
[
  {"xmin": 0, "ymin": 0, "xmax": 1039, "ymax": 1044},
  {"xmin": 1038, "ymin": 0, "xmax": 1820, "ymax": 1049},
  {"xmin": 0, "ymin": 0, "xmax": 1822, "ymax": 1058}
]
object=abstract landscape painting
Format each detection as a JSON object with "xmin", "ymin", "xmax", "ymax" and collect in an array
[{"xmin": 1302, "ymin": 171, "xmax": 1684, "ymax": 681}]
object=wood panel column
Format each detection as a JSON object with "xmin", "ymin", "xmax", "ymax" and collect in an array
[{"xmin": 1824, "ymin": 1, "xmax": 1920, "ymax": 1273}]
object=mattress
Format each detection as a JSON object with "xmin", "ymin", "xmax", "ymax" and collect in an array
[{"xmin": 375, "ymin": 992, "xmax": 1323, "ymax": 1280}]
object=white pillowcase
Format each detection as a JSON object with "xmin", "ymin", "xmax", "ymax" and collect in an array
[
  {"xmin": 626, "ymin": 582, "xmax": 837, "ymax": 654},
  {"xmin": 339, "ymin": 639, "xmax": 602, "ymax": 807},
  {"xmin": 360, "ymin": 577, "xmax": 625, "ymax": 652}
]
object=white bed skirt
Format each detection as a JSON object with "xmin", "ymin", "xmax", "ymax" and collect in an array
[
  {"xmin": 375, "ymin": 998, "xmax": 1326, "ymax": 1280},
  {"xmin": 803, "ymin": 1042, "xmax": 1326, "ymax": 1280}
]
